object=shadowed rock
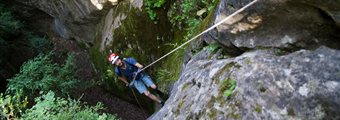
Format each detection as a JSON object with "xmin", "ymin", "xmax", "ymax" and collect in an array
[{"xmin": 210, "ymin": 0, "xmax": 340, "ymax": 53}]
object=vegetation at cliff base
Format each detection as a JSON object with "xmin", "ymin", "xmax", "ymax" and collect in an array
[
  {"xmin": 6, "ymin": 52, "xmax": 79, "ymax": 96},
  {"xmin": 1, "ymin": 91, "xmax": 119, "ymax": 120},
  {"xmin": 0, "ymin": 3, "xmax": 118, "ymax": 119},
  {"xmin": 20, "ymin": 91, "xmax": 118, "ymax": 120},
  {"xmin": 0, "ymin": 3, "xmax": 52, "ymax": 89}
]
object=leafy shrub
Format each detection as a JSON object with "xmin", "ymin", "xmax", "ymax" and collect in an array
[
  {"xmin": 0, "ymin": 5, "xmax": 22, "ymax": 36},
  {"xmin": 0, "ymin": 4, "xmax": 50, "ymax": 54},
  {"xmin": 154, "ymin": 0, "xmax": 218, "ymax": 93},
  {"xmin": 6, "ymin": 52, "xmax": 79, "ymax": 96},
  {"xmin": 0, "ymin": 90, "xmax": 28, "ymax": 120},
  {"xmin": 206, "ymin": 43, "xmax": 220, "ymax": 53},
  {"xmin": 0, "ymin": 4, "xmax": 22, "ymax": 64},
  {"xmin": 0, "ymin": 4, "xmax": 52, "ymax": 85},
  {"xmin": 26, "ymin": 33, "xmax": 52, "ymax": 54},
  {"xmin": 144, "ymin": 0, "xmax": 166, "ymax": 21},
  {"xmin": 168, "ymin": 0, "xmax": 217, "ymax": 38},
  {"xmin": 20, "ymin": 91, "xmax": 119, "ymax": 120},
  {"xmin": 155, "ymin": 69, "xmax": 175, "ymax": 94},
  {"xmin": 222, "ymin": 79, "xmax": 236, "ymax": 98}
]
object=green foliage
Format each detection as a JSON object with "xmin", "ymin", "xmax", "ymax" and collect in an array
[
  {"xmin": 155, "ymin": 69, "xmax": 175, "ymax": 94},
  {"xmin": 0, "ymin": 4, "xmax": 52, "ymax": 82},
  {"xmin": 146, "ymin": 9, "xmax": 157, "ymax": 21},
  {"xmin": 20, "ymin": 91, "xmax": 119, "ymax": 120},
  {"xmin": 206, "ymin": 43, "xmax": 220, "ymax": 53},
  {"xmin": 255, "ymin": 105, "xmax": 262, "ymax": 113},
  {"xmin": 164, "ymin": 42, "xmax": 180, "ymax": 48},
  {"xmin": 166, "ymin": 0, "xmax": 219, "ymax": 55},
  {"xmin": 184, "ymin": 18, "xmax": 200, "ymax": 40},
  {"xmin": 181, "ymin": 83, "xmax": 190, "ymax": 91},
  {"xmin": 144, "ymin": 0, "xmax": 166, "ymax": 21},
  {"xmin": 104, "ymin": 67, "xmax": 125, "ymax": 91},
  {"xmin": 0, "ymin": 4, "xmax": 50, "ymax": 54},
  {"xmin": 26, "ymin": 33, "xmax": 52, "ymax": 54},
  {"xmin": 7, "ymin": 52, "xmax": 79, "ymax": 96},
  {"xmin": 274, "ymin": 48, "xmax": 289, "ymax": 56},
  {"xmin": 151, "ymin": 0, "xmax": 219, "ymax": 96},
  {"xmin": 0, "ymin": 5, "xmax": 22, "ymax": 36},
  {"xmin": 105, "ymin": 68, "xmax": 115, "ymax": 80},
  {"xmin": 258, "ymin": 86, "xmax": 266, "ymax": 93},
  {"xmin": 168, "ymin": 0, "xmax": 217, "ymax": 31},
  {"xmin": 0, "ymin": 90, "xmax": 28, "ymax": 120},
  {"xmin": 222, "ymin": 79, "xmax": 236, "ymax": 98},
  {"xmin": 155, "ymin": 0, "xmax": 218, "ymax": 95},
  {"xmin": 0, "ymin": 4, "xmax": 22, "ymax": 63}
]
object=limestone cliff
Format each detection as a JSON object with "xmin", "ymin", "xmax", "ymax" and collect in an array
[
  {"xmin": 15, "ymin": 0, "xmax": 120, "ymax": 46},
  {"xmin": 11, "ymin": 0, "xmax": 340, "ymax": 119},
  {"xmin": 150, "ymin": 47, "xmax": 340, "ymax": 119},
  {"xmin": 149, "ymin": 0, "xmax": 340, "ymax": 119}
]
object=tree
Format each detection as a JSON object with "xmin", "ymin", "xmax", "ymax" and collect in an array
[
  {"xmin": 20, "ymin": 91, "xmax": 118, "ymax": 120},
  {"xmin": 7, "ymin": 52, "xmax": 79, "ymax": 96}
]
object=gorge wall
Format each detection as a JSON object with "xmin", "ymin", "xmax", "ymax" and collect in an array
[
  {"xmin": 11, "ymin": 0, "xmax": 154, "ymax": 119},
  {"xmin": 150, "ymin": 0, "xmax": 340, "ymax": 119},
  {"xmin": 10, "ymin": 0, "xmax": 340, "ymax": 119}
]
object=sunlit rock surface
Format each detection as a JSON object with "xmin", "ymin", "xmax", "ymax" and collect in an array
[
  {"xmin": 150, "ymin": 46, "xmax": 340, "ymax": 120},
  {"xmin": 150, "ymin": 0, "xmax": 340, "ymax": 119}
]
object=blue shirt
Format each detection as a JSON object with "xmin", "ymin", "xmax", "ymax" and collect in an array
[{"xmin": 114, "ymin": 57, "xmax": 142, "ymax": 82}]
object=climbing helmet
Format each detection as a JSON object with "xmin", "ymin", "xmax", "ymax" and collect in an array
[{"xmin": 108, "ymin": 53, "xmax": 119, "ymax": 64}]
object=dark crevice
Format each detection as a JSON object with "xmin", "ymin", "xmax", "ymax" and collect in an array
[
  {"xmin": 273, "ymin": 47, "xmax": 301, "ymax": 56},
  {"xmin": 219, "ymin": 42, "xmax": 246, "ymax": 57},
  {"xmin": 0, "ymin": 78, "xmax": 7, "ymax": 93},
  {"xmin": 287, "ymin": 1, "xmax": 340, "ymax": 50}
]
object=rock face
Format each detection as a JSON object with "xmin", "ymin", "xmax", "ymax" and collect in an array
[
  {"xmin": 149, "ymin": 47, "xmax": 340, "ymax": 120},
  {"xmin": 150, "ymin": 0, "xmax": 340, "ymax": 119},
  {"xmin": 15, "ymin": 0, "xmax": 120, "ymax": 46},
  {"xmin": 97, "ymin": 1, "xmax": 172, "ymax": 67},
  {"xmin": 210, "ymin": 0, "xmax": 340, "ymax": 54},
  {"xmin": 93, "ymin": 0, "xmax": 173, "ymax": 114},
  {"xmin": 11, "ymin": 0, "xmax": 340, "ymax": 119}
]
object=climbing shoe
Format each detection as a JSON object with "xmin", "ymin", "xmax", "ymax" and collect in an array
[
  {"xmin": 160, "ymin": 101, "xmax": 165, "ymax": 107},
  {"xmin": 156, "ymin": 89, "xmax": 166, "ymax": 99}
]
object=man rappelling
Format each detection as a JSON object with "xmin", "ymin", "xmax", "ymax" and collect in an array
[{"xmin": 108, "ymin": 53, "xmax": 165, "ymax": 106}]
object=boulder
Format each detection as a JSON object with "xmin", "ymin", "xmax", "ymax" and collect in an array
[
  {"xmin": 210, "ymin": 0, "xmax": 340, "ymax": 53},
  {"xmin": 149, "ymin": 46, "xmax": 340, "ymax": 120}
]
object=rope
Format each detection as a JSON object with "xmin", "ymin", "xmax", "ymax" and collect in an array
[
  {"xmin": 138, "ymin": 0, "xmax": 259, "ymax": 73},
  {"xmin": 130, "ymin": 88, "xmax": 148, "ymax": 118},
  {"xmin": 127, "ymin": 0, "xmax": 258, "ymax": 116}
]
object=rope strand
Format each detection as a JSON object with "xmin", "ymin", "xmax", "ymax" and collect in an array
[
  {"xmin": 139, "ymin": 0, "xmax": 259, "ymax": 73},
  {"xmin": 128, "ymin": 0, "xmax": 258, "ymax": 115},
  {"xmin": 131, "ymin": 88, "xmax": 148, "ymax": 118}
]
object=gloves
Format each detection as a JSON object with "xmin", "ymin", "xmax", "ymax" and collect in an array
[
  {"xmin": 137, "ymin": 68, "xmax": 142, "ymax": 73},
  {"xmin": 132, "ymin": 69, "xmax": 143, "ymax": 78},
  {"xmin": 132, "ymin": 72, "xmax": 138, "ymax": 78}
]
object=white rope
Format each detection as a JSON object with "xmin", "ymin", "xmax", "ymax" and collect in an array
[
  {"xmin": 128, "ymin": 0, "xmax": 259, "ymax": 111},
  {"xmin": 139, "ymin": 0, "xmax": 259, "ymax": 72}
]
